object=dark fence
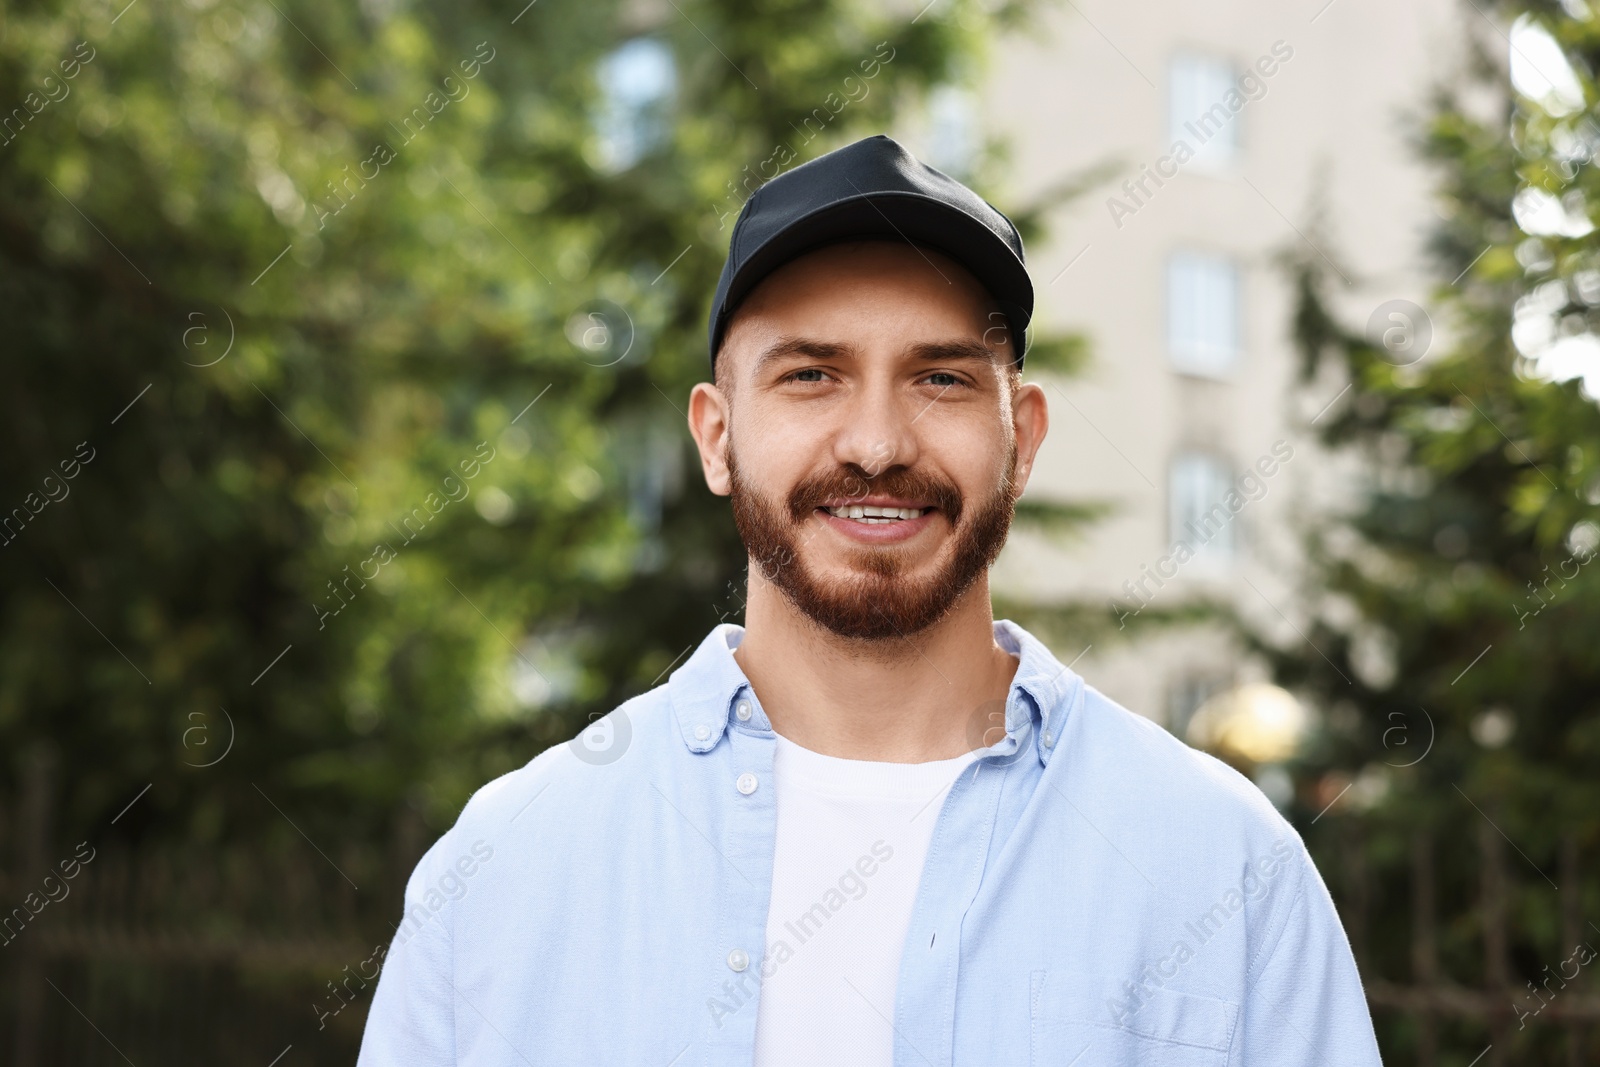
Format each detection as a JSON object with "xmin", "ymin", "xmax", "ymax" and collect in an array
[
  {"xmin": 1325, "ymin": 816, "xmax": 1599, "ymax": 1065},
  {"xmin": 0, "ymin": 752, "xmax": 423, "ymax": 1066}
]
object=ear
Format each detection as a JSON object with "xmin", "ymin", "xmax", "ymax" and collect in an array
[
  {"xmin": 688, "ymin": 382, "xmax": 733, "ymax": 496},
  {"xmin": 1008, "ymin": 381, "xmax": 1049, "ymax": 495}
]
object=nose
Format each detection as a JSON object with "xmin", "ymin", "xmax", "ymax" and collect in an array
[{"xmin": 830, "ymin": 375, "xmax": 921, "ymax": 481}]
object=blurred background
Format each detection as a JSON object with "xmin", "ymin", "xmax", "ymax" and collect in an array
[{"xmin": 2, "ymin": 0, "xmax": 1598, "ymax": 1061}]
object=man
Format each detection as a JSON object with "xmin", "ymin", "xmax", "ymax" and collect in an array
[{"xmin": 358, "ymin": 135, "xmax": 1382, "ymax": 1066}]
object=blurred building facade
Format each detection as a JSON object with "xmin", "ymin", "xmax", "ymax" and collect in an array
[{"xmin": 954, "ymin": 0, "xmax": 1464, "ymax": 738}]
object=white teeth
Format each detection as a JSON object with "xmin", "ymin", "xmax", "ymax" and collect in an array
[{"xmin": 824, "ymin": 505, "xmax": 926, "ymax": 521}]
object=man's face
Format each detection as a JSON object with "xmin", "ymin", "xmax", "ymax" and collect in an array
[{"xmin": 690, "ymin": 240, "xmax": 1048, "ymax": 642}]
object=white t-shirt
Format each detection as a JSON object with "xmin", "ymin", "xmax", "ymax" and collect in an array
[{"xmin": 752, "ymin": 732, "xmax": 979, "ymax": 1067}]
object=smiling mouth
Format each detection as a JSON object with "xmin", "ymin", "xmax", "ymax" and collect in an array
[{"xmin": 819, "ymin": 504, "xmax": 930, "ymax": 525}]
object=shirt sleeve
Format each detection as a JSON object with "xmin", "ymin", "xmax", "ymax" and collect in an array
[
  {"xmin": 1233, "ymin": 846, "xmax": 1384, "ymax": 1066},
  {"xmin": 356, "ymin": 829, "xmax": 460, "ymax": 1067}
]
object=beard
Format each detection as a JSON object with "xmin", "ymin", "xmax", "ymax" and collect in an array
[{"xmin": 728, "ymin": 442, "xmax": 1019, "ymax": 642}]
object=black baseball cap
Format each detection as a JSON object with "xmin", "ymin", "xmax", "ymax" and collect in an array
[{"xmin": 708, "ymin": 135, "xmax": 1033, "ymax": 370}]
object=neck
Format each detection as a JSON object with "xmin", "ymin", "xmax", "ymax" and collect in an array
[{"xmin": 732, "ymin": 566, "xmax": 1020, "ymax": 762}]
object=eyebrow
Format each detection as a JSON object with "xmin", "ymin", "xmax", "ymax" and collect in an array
[
  {"xmin": 906, "ymin": 339, "xmax": 1002, "ymax": 366},
  {"xmin": 750, "ymin": 336, "xmax": 1002, "ymax": 376},
  {"xmin": 751, "ymin": 337, "xmax": 853, "ymax": 375}
]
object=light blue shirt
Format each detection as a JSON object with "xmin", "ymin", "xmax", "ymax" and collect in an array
[{"xmin": 357, "ymin": 620, "xmax": 1382, "ymax": 1066}]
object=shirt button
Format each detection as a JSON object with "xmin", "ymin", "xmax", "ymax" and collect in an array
[
  {"xmin": 727, "ymin": 948, "xmax": 750, "ymax": 972},
  {"xmin": 694, "ymin": 725, "xmax": 711, "ymax": 741},
  {"xmin": 1042, "ymin": 731, "xmax": 1055, "ymax": 748},
  {"xmin": 736, "ymin": 772, "xmax": 758, "ymax": 795},
  {"xmin": 735, "ymin": 700, "xmax": 752, "ymax": 721}
]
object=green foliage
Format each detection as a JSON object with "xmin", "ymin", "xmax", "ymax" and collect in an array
[
  {"xmin": 0, "ymin": 0, "xmax": 977, "ymax": 827},
  {"xmin": 1011, "ymin": 495, "xmax": 1110, "ymax": 534},
  {"xmin": 1016, "ymin": 331, "xmax": 1093, "ymax": 376},
  {"xmin": 1270, "ymin": 1, "xmax": 1600, "ymax": 1057},
  {"xmin": 0, "ymin": 0, "xmax": 1098, "ymax": 1057}
]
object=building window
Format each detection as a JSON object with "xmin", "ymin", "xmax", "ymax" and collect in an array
[
  {"xmin": 926, "ymin": 86, "xmax": 978, "ymax": 178},
  {"xmin": 1169, "ymin": 450, "xmax": 1236, "ymax": 565},
  {"xmin": 1168, "ymin": 53, "xmax": 1237, "ymax": 167},
  {"xmin": 1167, "ymin": 250, "xmax": 1239, "ymax": 377},
  {"xmin": 593, "ymin": 38, "xmax": 676, "ymax": 172},
  {"xmin": 1167, "ymin": 671, "xmax": 1228, "ymax": 740}
]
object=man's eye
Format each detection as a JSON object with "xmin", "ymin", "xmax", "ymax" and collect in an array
[
  {"xmin": 924, "ymin": 373, "xmax": 963, "ymax": 387},
  {"xmin": 792, "ymin": 368, "xmax": 827, "ymax": 382}
]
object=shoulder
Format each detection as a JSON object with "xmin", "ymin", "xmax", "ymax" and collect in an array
[
  {"xmin": 1049, "ymin": 681, "xmax": 1317, "ymax": 969},
  {"xmin": 1075, "ymin": 682, "xmax": 1291, "ymax": 821},
  {"xmin": 404, "ymin": 685, "xmax": 679, "ymax": 884},
  {"xmin": 458, "ymin": 685, "xmax": 678, "ymax": 830},
  {"xmin": 1055, "ymin": 679, "xmax": 1309, "ymax": 881},
  {"xmin": 388, "ymin": 685, "xmax": 685, "ymax": 951}
]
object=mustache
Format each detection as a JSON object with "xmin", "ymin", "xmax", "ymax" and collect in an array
[{"xmin": 786, "ymin": 465, "xmax": 965, "ymax": 525}]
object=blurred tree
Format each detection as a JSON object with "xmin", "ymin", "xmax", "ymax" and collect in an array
[
  {"xmin": 0, "ymin": 0, "xmax": 1094, "ymax": 1060},
  {"xmin": 1269, "ymin": 1, "xmax": 1600, "ymax": 1061}
]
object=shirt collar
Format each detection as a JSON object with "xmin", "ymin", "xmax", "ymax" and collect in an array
[
  {"xmin": 992, "ymin": 618, "xmax": 1082, "ymax": 766},
  {"xmin": 666, "ymin": 619, "xmax": 1082, "ymax": 765},
  {"xmin": 669, "ymin": 623, "xmax": 752, "ymax": 753}
]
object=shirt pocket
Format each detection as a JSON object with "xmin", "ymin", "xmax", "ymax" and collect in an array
[{"xmin": 1030, "ymin": 969, "xmax": 1238, "ymax": 1067}]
